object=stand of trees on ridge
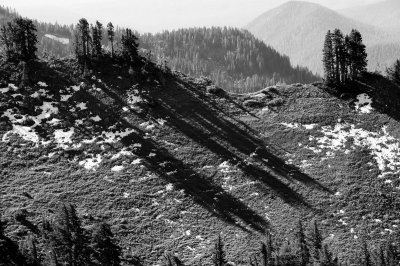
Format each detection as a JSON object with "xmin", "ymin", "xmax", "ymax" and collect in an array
[
  {"xmin": 0, "ymin": 16, "xmax": 146, "ymax": 84},
  {"xmin": 322, "ymin": 28, "xmax": 400, "ymax": 88},
  {"xmin": 322, "ymin": 29, "xmax": 368, "ymax": 86}
]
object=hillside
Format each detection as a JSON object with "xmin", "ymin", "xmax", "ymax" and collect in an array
[
  {"xmin": 2, "ymin": 55, "xmax": 400, "ymax": 264},
  {"xmin": 245, "ymin": 1, "xmax": 400, "ymax": 75},
  {"xmin": 339, "ymin": 0, "xmax": 400, "ymax": 31},
  {"xmin": 139, "ymin": 28, "xmax": 319, "ymax": 93},
  {"xmin": 0, "ymin": 6, "xmax": 319, "ymax": 94}
]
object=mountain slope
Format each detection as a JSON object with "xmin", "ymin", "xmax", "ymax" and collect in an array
[
  {"xmin": 245, "ymin": 1, "xmax": 400, "ymax": 75},
  {"xmin": 2, "ymin": 57, "xmax": 400, "ymax": 264},
  {"xmin": 140, "ymin": 27, "xmax": 319, "ymax": 93},
  {"xmin": 340, "ymin": 0, "xmax": 400, "ymax": 31}
]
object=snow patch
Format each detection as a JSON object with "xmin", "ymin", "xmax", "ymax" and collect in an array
[
  {"xmin": 219, "ymin": 161, "xmax": 233, "ymax": 173},
  {"xmin": 54, "ymin": 128, "xmax": 74, "ymax": 149},
  {"xmin": 2, "ymin": 125, "xmax": 39, "ymax": 143},
  {"xmin": 91, "ymin": 115, "xmax": 101, "ymax": 122},
  {"xmin": 111, "ymin": 149, "xmax": 133, "ymax": 160},
  {"xmin": 37, "ymin": 81, "xmax": 48, "ymax": 87},
  {"xmin": 307, "ymin": 123, "xmax": 400, "ymax": 179},
  {"xmin": 79, "ymin": 154, "xmax": 102, "ymax": 171},
  {"xmin": 76, "ymin": 102, "xmax": 88, "ymax": 110},
  {"xmin": 281, "ymin": 123, "xmax": 299, "ymax": 128},
  {"xmin": 60, "ymin": 94, "xmax": 73, "ymax": 102},
  {"xmin": 131, "ymin": 158, "xmax": 142, "ymax": 165},
  {"xmin": 354, "ymin": 94, "xmax": 373, "ymax": 114},
  {"xmin": 44, "ymin": 34, "xmax": 70, "ymax": 45},
  {"xmin": 111, "ymin": 165, "xmax": 124, "ymax": 172}
]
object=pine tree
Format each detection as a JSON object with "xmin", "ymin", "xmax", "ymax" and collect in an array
[
  {"xmin": 75, "ymin": 18, "xmax": 90, "ymax": 66},
  {"xmin": 322, "ymin": 30, "xmax": 334, "ymax": 85},
  {"xmin": 212, "ymin": 235, "xmax": 227, "ymax": 266},
  {"xmin": 332, "ymin": 29, "xmax": 345, "ymax": 85},
  {"xmin": 0, "ymin": 18, "xmax": 37, "ymax": 62},
  {"xmin": 107, "ymin": 22, "xmax": 115, "ymax": 57},
  {"xmin": 387, "ymin": 59, "xmax": 400, "ymax": 85},
  {"xmin": 121, "ymin": 28, "xmax": 139, "ymax": 64},
  {"xmin": 91, "ymin": 21, "xmax": 103, "ymax": 57},
  {"xmin": 49, "ymin": 203, "xmax": 90, "ymax": 266},
  {"xmin": 91, "ymin": 222, "xmax": 121, "ymax": 266},
  {"xmin": 296, "ymin": 220, "xmax": 310, "ymax": 266},
  {"xmin": 14, "ymin": 18, "xmax": 38, "ymax": 61},
  {"xmin": 310, "ymin": 219, "xmax": 323, "ymax": 263},
  {"xmin": 261, "ymin": 233, "xmax": 273, "ymax": 266},
  {"xmin": 348, "ymin": 29, "xmax": 367, "ymax": 80}
]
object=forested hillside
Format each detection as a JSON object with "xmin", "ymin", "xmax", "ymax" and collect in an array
[
  {"xmin": 140, "ymin": 28, "xmax": 319, "ymax": 93},
  {"xmin": 0, "ymin": 6, "xmax": 320, "ymax": 94}
]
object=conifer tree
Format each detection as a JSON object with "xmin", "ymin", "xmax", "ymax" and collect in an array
[
  {"xmin": 14, "ymin": 18, "xmax": 38, "ymax": 61},
  {"xmin": 51, "ymin": 203, "xmax": 90, "ymax": 266},
  {"xmin": 387, "ymin": 59, "xmax": 400, "ymax": 85},
  {"xmin": 323, "ymin": 30, "xmax": 334, "ymax": 85},
  {"xmin": 310, "ymin": 219, "xmax": 323, "ymax": 263},
  {"xmin": 107, "ymin": 22, "xmax": 115, "ymax": 57},
  {"xmin": 296, "ymin": 220, "xmax": 310, "ymax": 266},
  {"xmin": 91, "ymin": 223, "xmax": 121, "ymax": 266},
  {"xmin": 0, "ymin": 18, "xmax": 37, "ymax": 62},
  {"xmin": 92, "ymin": 21, "xmax": 103, "ymax": 57},
  {"xmin": 212, "ymin": 235, "xmax": 227, "ymax": 266},
  {"xmin": 332, "ymin": 29, "xmax": 345, "ymax": 85},
  {"xmin": 348, "ymin": 29, "xmax": 367, "ymax": 80},
  {"xmin": 75, "ymin": 18, "xmax": 90, "ymax": 66},
  {"xmin": 261, "ymin": 233, "xmax": 273, "ymax": 266},
  {"xmin": 121, "ymin": 28, "xmax": 139, "ymax": 64}
]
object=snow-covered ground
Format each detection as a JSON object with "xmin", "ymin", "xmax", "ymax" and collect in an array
[
  {"xmin": 354, "ymin": 94, "xmax": 373, "ymax": 114},
  {"xmin": 0, "ymin": 84, "xmax": 139, "ymax": 172},
  {"xmin": 307, "ymin": 123, "xmax": 400, "ymax": 181},
  {"xmin": 44, "ymin": 34, "xmax": 70, "ymax": 45}
]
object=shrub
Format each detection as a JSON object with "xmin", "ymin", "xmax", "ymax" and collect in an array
[
  {"xmin": 206, "ymin": 85, "xmax": 224, "ymax": 95},
  {"xmin": 243, "ymin": 99, "xmax": 265, "ymax": 108},
  {"xmin": 267, "ymin": 98, "xmax": 285, "ymax": 107}
]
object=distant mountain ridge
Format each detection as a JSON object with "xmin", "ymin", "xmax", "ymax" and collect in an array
[
  {"xmin": 339, "ymin": 0, "xmax": 400, "ymax": 31},
  {"xmin": 245, "ymin": 1, "xmax": 400, "ymax": 75}
]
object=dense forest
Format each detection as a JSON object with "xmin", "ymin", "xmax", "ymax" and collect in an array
[{"xmin": 140, "ymin": 28, "xmax": 320, "ymax": 93}]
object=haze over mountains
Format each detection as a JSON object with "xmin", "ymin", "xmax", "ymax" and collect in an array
[
  {"xmin": 245, "ymin": 0, "xmax": 400, "ymax": 75},
  {"xmin": 340, "ymin": 0, "xmax": 400, "ymax": 31}
]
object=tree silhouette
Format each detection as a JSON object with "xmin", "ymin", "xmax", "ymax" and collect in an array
[
  {"xmin": 91, "ymin": 223, "xmax": 121, "ymax": 266},
  {"xmin": 107, "ymin": 22, "xmax": 115, "ymax": 57},
  {"xmin": 212, "ymin": 235, "xmax": 227, "ymax": 266}
]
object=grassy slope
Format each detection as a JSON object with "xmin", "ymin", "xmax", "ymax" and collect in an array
[{"xmin": 1, "ymin": 60, "xmax": 400, "ymax": 265}]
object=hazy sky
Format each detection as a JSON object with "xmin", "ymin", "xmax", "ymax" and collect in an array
[{"xmin": 2, "ymin": 0, "xmax": 385, "ymax": 33}]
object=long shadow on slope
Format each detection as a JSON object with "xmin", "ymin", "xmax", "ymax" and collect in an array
[
  {"xmin": 145, "ymin": 76, "xmax": 331, "ymax": 195},
  {"xmin": 80, "ymin": 93, "xmax": 270, "ymax": 234}
]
